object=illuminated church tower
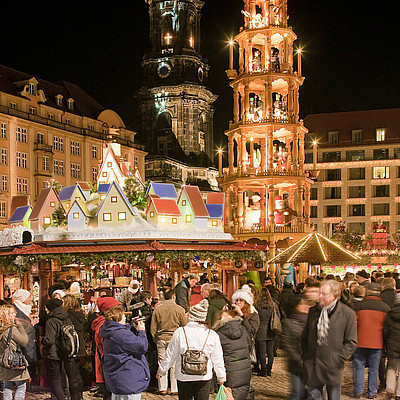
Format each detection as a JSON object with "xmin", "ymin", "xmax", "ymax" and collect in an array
[
  {"xmin": 138, "ymin": 0, "xmax": 218, "ymax": 184},
  {"xmin": 219, "ymin": 0, "xmax": 314, "ymax": 263}
]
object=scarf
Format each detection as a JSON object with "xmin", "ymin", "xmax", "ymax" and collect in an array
[
  {"xmin": 14, "ymin": 300, "xmax": 32, "ymax": 318},
  {"xmin": 317, "ymin": 299, "xmax": 337, "ymax": 346}
]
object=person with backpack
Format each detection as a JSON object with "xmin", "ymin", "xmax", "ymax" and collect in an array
[
  {"xmin": 62, "ymin": 295, "xmax": 85, "ymax": 399},
  {"xmin": 42, "ymin": 298, "xmax": 81, "ymax": 400}
]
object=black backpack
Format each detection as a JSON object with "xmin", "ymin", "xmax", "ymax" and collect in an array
[{"xmin": 58, "ymin": 319, "xmax": 80, "ymax": 360}]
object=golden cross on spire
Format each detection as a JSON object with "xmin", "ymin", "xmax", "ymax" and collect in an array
[{"xmin": 164, "ymin": 33, "xmax": 173, "ymax": 45}]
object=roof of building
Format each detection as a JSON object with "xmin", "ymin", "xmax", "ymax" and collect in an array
[
  {"xmin": 9, "ymin": 206, "xmax": 32, "ymax": 223},
  {"xmin": 181, "ymin": 185, "xmax": 209, "ymax": 218},
  {"xmin": 149, "ymin": 198, "xmax": 181, "ymax": 216},
  {"xmin": 67, "ymin": 199, "xmax": 91, "ymax": 218},
  {"xmin": 205, "ymin": 204, "xmax": 223, "ymax": 219},
  {"xmin": 97, "ymin": 182, "xmax": 136, "ymax": 217},
  {"xmin": 59, "ymin": 185, "xmax": 86, "ymax": 202},
  {"xmin": 0, "ymin": 65, "xmax": 105, "ymax": 119},
  {"xmin": 206, "ymin": 192, "xmax": 224, "ymax": 204},
  {"xmin": 9, "ymin": 195, "xmax": 30, "ymax": 219},
  {"xmin": 97, "ymin": 183, "xmax": 112, "ymax": 193},
  {"xmin": 77, "ymin": 181, "xmax": 91, "ymax": 191},
  {"xmin": 29, "ymin": 187, "xmax": 58, "ymax": 221},
  {"xmin": 146, "ymin": 182, "xmax": 178, "ymax": 199}
]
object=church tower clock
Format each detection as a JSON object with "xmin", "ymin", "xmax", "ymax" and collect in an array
[{"xmin": 138, "ymin": 0, "xmax": 217, "ymax": 168}]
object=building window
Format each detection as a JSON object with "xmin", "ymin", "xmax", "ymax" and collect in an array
[
  {"xmin": 102, "ymin": 172, "xmax": 107, "ymax": 177},
  {"xmin": 1, "ymin": 149, "xmax": 7, "ymax": 165},
  {"xmin": 376, "ymin": 128, "xmax": 386, "ymax": 142},
  {"xmin": 134, "ymin": 156, "xmax": 138, "ymax": 168},
  {"xmin": 29, "ymin": 107, "xmax": 36, "ymax": 115},
  {"xmin": 37, "ymin": 133, "xmax": 44, "ymax": 144},
  {"xmin": 0, "ymin": 202, "xmax": 6, "ymax": 218},
  {"xmin": 324, "ymin": 187, "xmax": 341, "ymax": 199},
  {"xmin": 1, "ymin": 123, "xmax": 7, "ymax": 139},
  {"xmin": 50, "ymin": 201, "xmax": 56, "ymax": 207},
  {"xmin": 150, "ymin": 211, "xmax": 154, "ymax": 218},
  {"xmin": 328, "ymin": 131, "xmax": 339, "ymax": 144},
  {"xmin": 92, "ymin": 167, "xmax": 97, "ymax": 182},
  {"xmin": 103, "ymin": 213, "xmax": 112, "ymax": 221},
  {"xmin": 43, "ymin": 217, "xmax": 51, "ymax": 225},
  {"xmin": 54, "ymin": 160, "xmax": 64, "ymax": 176},
  {"xmin": 325, "ymin": 169, "xmax": 341, "ymax": 181},
  {"xmin": 373, "ymin": 203, "xmax": 389, "ymax": 215},
  {"xmin": 66, "ymin": 118, "xmax": 71, "ymax": 125},
  {"xmin": 16, "ymin": 152, "xmax": 27, "ymax": 168},
  {"xmin": 92, "ymin": 145, "xmax": 97, "ymax": 159},
  {"xmin": 346, "ymin": 150, "xmax": 365, "ymax": 161},
  {"xmin": 172, "ymin": 217, "xmax": 177, "ymax": 224},
  {"xmin": 182, "ymin": 200, "xmax": 187, "ymax": 206},
  {"xmin": 352, "ymin": 130, "xmax": 363, "ymax": 143},
  {"xmin": 10, "ymin": 102, "xmax": 16, "ymax": 109},
  {"xmin": 348, "ymin": 222, "xmax": 365, "ymax": 234},
  {"xmin": 42, "ymin": 156, "xmax": 50, "ymax": 172},
  {"xmin": 107, "ymin": 162, "xmax": 112, "ymax": 167},
  {"xmin": 348, "ymin": 168, "xmax": 365, "ymax": 180},
  {"xmin": 349, "ymin": 204, "xmax": 365, "ymax": 217},
  {"xmin": 16, "ymin": 127, "xmax": 27, "ymax": 143},
  {"xmin": 373, "ymin": 149, "xmax": 389, "ymax": 160},
  {"xmin": 53, "ymin": 136, "xmax": 64, "ymax": 152},
  {"xmin": 310, "ymin": 206, "xmax": 318, "ymax": 218},
  {"xmin": 325, "ymin": 205, "xmax": 341, "ymax": 218},
  {"xmin": 186, "ymin": 214, "xmax": 191, "ymax": 223},
  {"xmin": 310, "ymin": 187, "xmax": 317, "ymax": 200},
  {"xmin": 348, "ymin": 186, "xmax": 365, "ymax": 198},
  {"xmin": 372, "ymin": 166, "xmax": 390, "ymax": 179},
  {"xmin": 118, "ymin": 212, "xmax": 126, "ymax": 221},
  {"xmin": 111, "ymin": 196, "xmax": 117, "ymax": 203},
  {"xmin": 68, "ymin": 99, "xmax": 74, "ymax": 110},
  {"xmin": 48, "ymin": 113, "xmax": 55, "ymax": 120},
  {"xmin": 88, "ymin": 124, "xmax": 94, "ymax": 131},
  {"xmin": 1, "ymin": 175, "xmax": 7, "ymax": 191},
  {"xmin": 73, "ymin": 213, "xmax": 79, "ymax": 219},
  {"xmin": 373, "ymin": 185, "xmax": 390, "ymax": 197},
  {"xmin": 322, "ymin": 152, "xmax": 341, "ymax": 162},
  {"xmin": 16, "ymin": 178, "xmax": 28, "ymax": 194}
]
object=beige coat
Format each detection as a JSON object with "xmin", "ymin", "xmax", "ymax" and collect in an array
[{"xmin": 0, "ymin": 323, "xmax": 30, "ymax": 382}]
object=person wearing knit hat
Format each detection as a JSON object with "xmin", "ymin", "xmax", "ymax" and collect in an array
[
  {"xmin": 12, "ymin": 289, "xmax": 32, "ymax": 318},
  {"xmin": 356, "ymin": 270, "xmax": 370, "ymax": 286},
  {"xmin": 157, "ymin": 300, "xmax": 226, "ymax": 398},
  {"xmin": 97, "ymin": 297, "xmax": 120, "ymax": 313},
  {"xmin": 69, "ymin": 282, "xmax": 81, "ymax": 296},
  {"xmin": 51, "ymin": 289, "xmax": 66, "ymax": 299},
  {"xmin": 120, "ymin": 280, "xmax": 141, "ymax": 311},
  {"xmin": 231, "ymin": 288, "xmax": 260, "ymax": 340},
  {"xmin": 45, "ymin": 298, "xmax": 63, "ymax": 312},
  {"xmin": 188, "ymin": 299, "xmax": 209, "ymax": 322}
]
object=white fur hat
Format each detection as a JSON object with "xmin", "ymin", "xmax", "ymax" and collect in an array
[
  {"xmin": 12, "ymin": 289, "xmax": 31, "ymax": 303},
  {"xmin": 232, "ymin": 288, "xmax": 254, "ymax": 306},
  {"xmin": 69, "ymin": 282, "xmax": 81, "ymax": 295}
]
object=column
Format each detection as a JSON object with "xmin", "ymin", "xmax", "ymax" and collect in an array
[
  {"xmin": 241, "ymin": 135, "xmax": 247, "ymax": 172},
  {"xmin": 260, "ymin": 186, "xmax": 266, "ymax": 227},
  {"xmin": 244, "ymin": 84, "xmax": 250, "ymax": 120},
  {"xmin": 298, "ymin": 131, "xmax": 305, "ymax": 172},
  {"xmin": 267, "ymin": 129, "xmax": 273, "ymax": 172},
  {"xmin": 267, "ymin": 184, "xmax": 275, "ymax": 225},
  {"xmin": 268, "ymin": 241, "xmax": 276, "ymax": 279},
  {"xmin": 39, "ymin": 261, "xmax": 51, "ymax": 313},
  {"xmin": 260, "ymin": 137, "xmax": 266, "ymax": 172},
  {"xmin": 292, "ymin": 130, "xmax": 298, "ymax": 171},
  {"xmin": 285, "ymin": 137, "xmax": 292, "ymax": 172},
  {"xmin": 238, "ymin": 189, "xmax": 244, "ymax": 229},
  {"xmin": 228, "ymin": 136, "xmax": 234, "ymax": 175},
  {"xmin": 296, "ymin": 186, "xmax": 303, "ymax": 223},
  {"xmin": 233, "ymin": 88, "xmax": 239, "ymax": 123},
  {"xmin": 288, "ymin": 79, "xmax": 294, "ymax": 122},
  {"xmin": 266, "ymin": 36, "xmax": 271, "ymax": 71},
  {"xmin": 266, "ymin": 78, "xmax": 273, "ymax": 120},
  {"xmin": 143, "ymin": 265, "xmax": 157, "ymax": 297},
  {"xmin": 236, "ymin": 137, "xmax": 242, "ymax": 174},
  {"xmin": 240, "ymin": 87, "xmax": 246, "ymax": 121},
  {"xmin": 304, "ymin": 184, "xmax": 310, "ymax": 224},
  {"xmin": 224, "ymin": 190, "xmax": 230, "ymax": 230},
  {"xmin": 239, "ymin": 43, "xmax": 244, "ymax": 73},
  {"xmin": 225, "ymin": 270, "xmax": 239, "ymax": 301},
  {"xmin": 288, "ymin": 189, "xmax": 295, "ymax": 209},
  {"xmin": 294, "ymin": 86, "xmax": 299, "ymax": 122},
  {"xmin": 233, "ymin": 186, "xmax": 239, "ymax": 234},
  {"xmin": 282, "ymin": 0, "xmax": 288, "ymax": 27},
  {"xmin": 249, "ymin": 138, "xmax": 254, "ymax": 169},
  {"xmin": 0, "ymin": 270, "xmax": 4, "ymax": 300}
]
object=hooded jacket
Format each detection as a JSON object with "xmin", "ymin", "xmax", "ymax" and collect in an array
[
  {"xmin": 384, "ymin": 301, "xmax": 400, "ymax": 359},
  {"xmin": 66, "ymin": 309, "xmax": 86, "ymax": 358},
  {"xmin": 0, "ymin": 323, "xmax": 30, "ymax": 382},
  {"xmin": 91, "ymin": 314, "xmax": 106, "ymax": 383},
  {"xmin": 100, "ymin": 320, "xmax": 149, "ymax": 395},
  {"xmin": 214, "ymin": 316, "xmax": 252, "ymax": 400},
  {"xmin": 42, "ymin": 306, "xmax": 70, "ymax": 360},
  {"xmin": 206, "ymin": 297, "xmax": 229, "ymax": 328}
]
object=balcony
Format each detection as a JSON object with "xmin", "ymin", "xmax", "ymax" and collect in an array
[
  {"xmin": 237, "ymin": 224, "xmax": 307, "ymax": 234},
  {"xmin": 34, "ymin": 142, "xmax": 53, "ymax": 152}
]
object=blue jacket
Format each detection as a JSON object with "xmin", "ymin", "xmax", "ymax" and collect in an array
[{"xmin": 100, "ymin": 320, "xmax": 150, "ymax": 395}]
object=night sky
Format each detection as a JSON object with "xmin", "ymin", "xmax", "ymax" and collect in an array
[{"xmin": 2, "ymin": 1, "xmax": 400, "ymax": 149}]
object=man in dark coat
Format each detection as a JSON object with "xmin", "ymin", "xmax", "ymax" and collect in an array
[
  {"xmin": 301, "ymin": 280, "xmax": 357, "ymax": 400},
  {"xmin": 174, "ymin": 274, "xmax": 199, "ymax": 313},
  {"xmin": 380, "ymin": 277, "xmax": 397, "ymax": 310}
]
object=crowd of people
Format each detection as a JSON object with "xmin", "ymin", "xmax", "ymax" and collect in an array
[{"xmin": 0, "ymin": 268, "xmax": 399, "ymax": 400}]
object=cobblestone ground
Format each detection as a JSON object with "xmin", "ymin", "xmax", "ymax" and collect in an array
[{"xmin": 9, "ymin": 353, "xmax": 390, "ymax": 399}]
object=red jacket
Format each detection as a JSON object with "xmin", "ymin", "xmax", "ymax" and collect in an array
[
  {"xmin": 91, "ymin": 315, "xmax": 106, "ymax": 383},
  {"xmin": 354, "ymin": 296, "xmax": 390, "ymax": 349}
]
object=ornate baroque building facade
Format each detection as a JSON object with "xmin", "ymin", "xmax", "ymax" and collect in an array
[
  {"xmin": 219, "ymin": 0, "xmax": 313, "ymax": 261},
  {"xmin": 0, "ymin": 65, "xmax": 146, "ymax": 228},
  {"xmin": 138, "ymin": 0, "xmax": 219, "ymax": 191}
]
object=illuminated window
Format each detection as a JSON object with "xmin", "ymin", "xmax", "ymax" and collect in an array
[
  {"xmin": 172, "ymin": 218, "xmax": 177, "ymax": 224},
  {"xmin": 50, "ymin": 201, "xmax": 56, "ymax": 207},
  {"xmin": 160, "ymin": 216, "xmax": 167, "ymax": 223},
  {"xmin": 65, "ymin": 203, "xmax": 70, "ymax": 209},
  {"xmin": 150, "ymin": 211, "xmax": 154, "ymax": 218},
  {"xmin": 111, "ymin": 196, "xmax": 117, "ymax": 203},
  {"xmin": 118, "ymin": 212, "xmax": 126, "ymax": 221},
  {"xmin": 103, "ymin": 213, "xmax": 111, "ymax": 221},
  {"xmin": 376, "ymin": 128, "xmax": 386, "ymax": 142},
  {"xmin": 373, "ymin": 166, "xmax": 390, "ymax": 179},
  {"xmin": 212, "ymin": 220, "xmax": 218, "ymax": 226},
  {"xmin": 102, "ymin": 172, "xmax": 107, "ymax": 177},
  {"xmin": 186, "ymin": 215, "xmax": 191, "ymax": 223},
  {"xmin": 43, "ymin": 217, "xmax": 51, "ymax": 225},
  {"xmin": 73, "ymin": 213, "xmax": 79, "ymax": 219},
  {"xmin": 107, "ymin": 162, "xmax": 112, "ymax": 167},
  {"xmin": 100, "ymin": 195, "xmax": 106, "ymax": 201},
  {"xmin": 182, "ymin": 200, "xmax": 186, "ymax": 206}
]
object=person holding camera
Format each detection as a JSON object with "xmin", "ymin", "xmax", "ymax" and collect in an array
[{"xmin": 100, "ymin": 305, "xmax": 150, "ymax": 400}]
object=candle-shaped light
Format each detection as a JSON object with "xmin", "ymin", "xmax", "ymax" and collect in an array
[
  {"xmin": 229, "ymin": 40, "xmax": 234, "ymax": 70},
  {"xmin": 218, "ymin": 148, "xmax": 223, "ymax": 176},
  {"xmin": 313, "ymin": 140, "xmax": 317, "ymax": 170},
  {"xmin": 297, "ymin": 48, "xmax": 302, "ymax": 76}
]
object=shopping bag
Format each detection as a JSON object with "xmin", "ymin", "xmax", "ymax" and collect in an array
[{"xmin": 215, "ymin": 385, "xmax": 226, "ymax": 400}]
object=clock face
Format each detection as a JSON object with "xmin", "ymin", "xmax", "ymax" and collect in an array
[
  {"xmin": 157, "ymin": 62, "xmax": 171, "ymax": 78},
  {"xmin": 198, "ymin": 67, "xmax": 204, "ymax": 82}
]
